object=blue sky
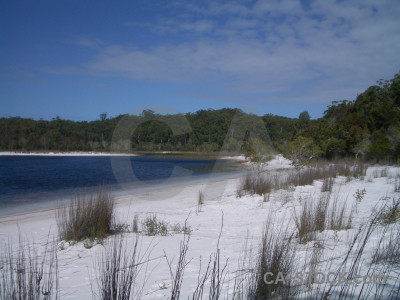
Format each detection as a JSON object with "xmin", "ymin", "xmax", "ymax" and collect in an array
[{"xmin": 1, "ymin": 0, "xmax": 399, "ymax": 121}]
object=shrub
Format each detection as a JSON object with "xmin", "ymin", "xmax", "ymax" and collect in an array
[
  {"xmin": 57, "ymin": 188, "xmax": 114, "ymax": 242},
  {"xmin": 171, "ymin": 223, "xmax": 192, "ymax": 235},
  {"xmin": 353, "ymin": 188, "xmax": 366, "ymax": 202},
  {"xmin": 141, "ymin": 214, "xmax": 168, "ymax": 236},
  {"xmin": 284, "ymin": 136, "xmax": 321, "ymax": 169}
]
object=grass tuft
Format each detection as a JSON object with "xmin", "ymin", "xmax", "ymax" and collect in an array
[
  {"xmin": 132, "ymin": 214, "xmax": 139, "ymax": 233},
  {"xmin": 0, "ymin": 235, "xmax": 59, "ymax": 299},
  {"xmin": 239, "ymin": 174, "xmax": 273, "ymax": 196},
  {"xmin": 246, "ymin": 220, "xmax": 297, "ymax": 299},
  {"xmin": 57, "ymin": 188, "xmax": 114, "ymax": 242},
  {"xmin": 293, "ymin": 200, "xmax": 316, "ymax": 244},
  {"xmin": 377, "ymin": 198, "xmax": 400, "ymax": 225},
  {"xmin": 94, "ymin": 235, "xmax": 140, "ymax": 300}
]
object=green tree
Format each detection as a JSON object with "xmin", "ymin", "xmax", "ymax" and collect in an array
[
  {"xmin": 284, "ymin": 136, "xmax": 321, "ymax": 169},
  {"xmin": 298, "ymin": 111, "xmax": 310, "ymax": 129}
]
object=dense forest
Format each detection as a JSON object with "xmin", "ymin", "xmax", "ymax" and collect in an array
[
  {"xmin": 1, "ymin": 73, "xmax": 399, "ymax": 162},
  {"xmin": 297, "ymin": 73, "xmax": 400, "ymax": 162}
]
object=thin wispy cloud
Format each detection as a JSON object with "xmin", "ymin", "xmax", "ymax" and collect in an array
[
  {"xmin": 77, "ymin": 0, "xmax": 400, "ymax": 106},
  {"xmin": 72, "ymin": 37, "xmax": 104, "ymax": 50}
]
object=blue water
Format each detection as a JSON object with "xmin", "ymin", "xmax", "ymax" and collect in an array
[{"xmin": 0, "ymin": 155, "xmax": 243, "ymax": 215}]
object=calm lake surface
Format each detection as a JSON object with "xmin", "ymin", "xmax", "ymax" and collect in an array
[{"xmin": 0, "ymin": 155, "xmax": 244, "ymax": 215}]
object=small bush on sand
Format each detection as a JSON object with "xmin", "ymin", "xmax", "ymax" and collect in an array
[
  {"xmin": 171, "ymin": 223, "xmax": 192, "ymax": 235},
  {"xmin": 57, "ymin": 188, "xmax": 114, "ymax": 242},
  {"xmin": 141, "ymin": 214, "xmax": 169, "ymax": 236}
]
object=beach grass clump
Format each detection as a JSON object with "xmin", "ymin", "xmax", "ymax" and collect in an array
[
  {"xmin": 245, "ymin": 220, "xmax": 297, "ymax": 299},
  {"xmin": 377, "ymin": 198, "xmax": 400, "ymax": 225},
  {"xmin": 197, "ymin": 190, "xmax": 204, "ymax": 213},
  {"xmin": 293, "ymin": 200, "xmax": 316, "ymax": 244},
  {"xmin": 327, "ymin": 211, "xmax": 397, "ymax": 300},
  {"xmin": 372, "ymin": 167, "xmax": 389, "ymax": 179},
  {"xmin": 329, "ymin": 195, "xmax": 352, "ymax": 231},
  {"xmin": 314, "ymin": 194, "xmax": 329, "ymax": 232},
  {"xmin": 372, "ymin": 225, "xmax": 400, "ymax": 266},
  {"xmin": 95, "ymin": 235, "xmax": 140, "ymax": 300},
  {"xmin": 192, "ymin": 215, "xmax": 228, "ymax": 300},
  {"xmin": 294, "ymin": 193, "xmax": 354, "ymax": 243},
  {"xmin": 237, "ymin": 160, "xmax": 368, "ymax": 199},
  {"xmin": 0, "ymin": 235, "xmax": 59, "ymax": 300},
  {"xmin": 283, "ymin": 167, "xmax": 326, "ymax": 189},
  {"xmin": 132, "ymin": 214, "xmax": 139, "ymax": 233},
  {"xmin": 166, "ymin": 234, "xmax": 190, "ymax": 300},
  {"xmin": 321, "ymin": 177, "xmax": 334, "ymax": 192},
  {"xmin": 57, "ymin": 188, "xmax": 115, "ymax": 242},
  {"xmin": 394, "ymin": 176, "xmax": 400, "ymax": 192},
  {"xmin": 239, "ymin": 174, "xmax": 273, "ymax": 196},
  {"xmin": 332, "ymin": 159, "xmax": 367, "ymax": 179},
  {"xmin": 198, "ymin": 190, "xmax": 204, "ymax": 206}
]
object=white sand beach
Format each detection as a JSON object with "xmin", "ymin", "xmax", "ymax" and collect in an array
[{"xmin": 1, "ymin": 156, "xmax": 399, "ymax": 299}]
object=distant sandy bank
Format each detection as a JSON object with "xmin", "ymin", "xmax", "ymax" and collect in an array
[{"xmin": 0, "ymin": 151, "xmax": 137, "ymax": 156}]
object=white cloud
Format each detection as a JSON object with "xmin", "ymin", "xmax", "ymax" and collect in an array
[{"xmin": 77, "ymin": 0, "xmax": 400, "ymax": 106}]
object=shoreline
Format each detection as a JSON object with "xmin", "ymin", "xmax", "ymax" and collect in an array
[
  {"xmin": 0, "ymin": 151, "xmax": 138, "ymax": 156},
  {"xmin": 0, "ymin": 164, "xmax": 248, "ymax": 219},
  {"xmin": 0, "ymin": 150, "xmax": 246, "ymax": 160},
  {"xmin": 0, "ymin": 174, "xmax": 241, "ymax": 224}
]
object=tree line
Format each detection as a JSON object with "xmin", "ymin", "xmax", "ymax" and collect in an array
[
  {"xmin": 0, "ymin": 108, "xmax": 298, "ymax": 154},
  {"xmin": 1, "ymin": 73, "xmax": 399, "ymax": 162}
]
